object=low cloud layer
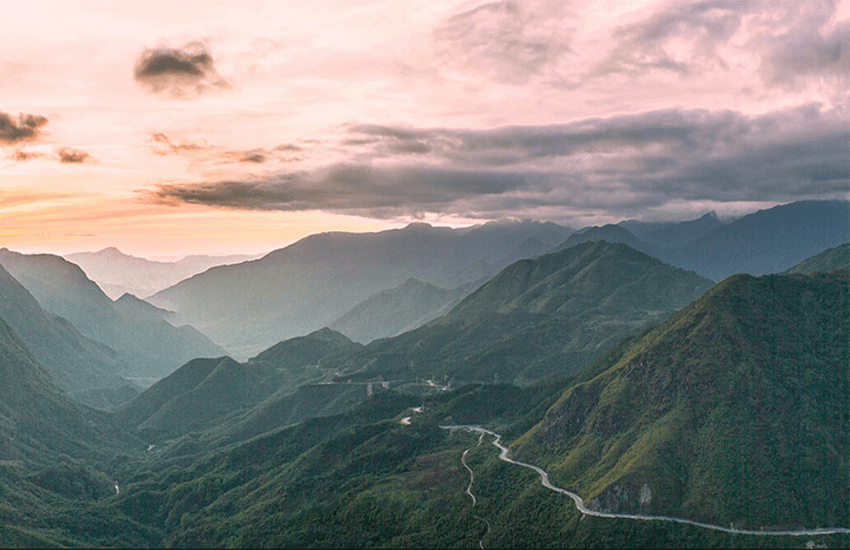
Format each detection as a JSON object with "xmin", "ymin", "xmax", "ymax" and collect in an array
[
  {"xmin": 134, "ymin": 42, "xmax": 229, "ymax": 99},
  {"xmin": 0, "ymin": 112, "xmax": 48, "ymax": 144},
  {"xmin": 140, "ymin": 104, "xmax": 848, "ymax": 221}
]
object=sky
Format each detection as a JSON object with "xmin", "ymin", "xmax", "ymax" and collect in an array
[{"xmin": 1, "ymin": 0, "xmax": 848, "ymax": 258}]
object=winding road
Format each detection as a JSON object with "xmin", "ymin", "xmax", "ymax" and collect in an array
[
  {"xmin": 441, "ymin": 425, "xmax": 850, "ymax": 538},
  {"xmin": 460, "ymin": 435, "xmax": 492, "ymax": 549}
]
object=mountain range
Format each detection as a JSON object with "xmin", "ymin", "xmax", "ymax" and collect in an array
[
  {"xmin": 0, "ymin": 262, "xmax": 133, "ymax": 407},
  {"xmin": 326, "ymin": 240, "xmax": 714, "ymax": 386},
  {"xmin": 64, "ymin": 248, "xmax": 264, "ymax": 300},
  {"xmin": 0, "ymin": 199, "xmax": 846, "ymax": 549},
  {"xmin": 570, "ymin": 200, "xmax": 849, "ymax": 282},
  {"xmin": 148, "ymin": 220, "xmax": 574, "ymax": 358},
  {"xmin": 54, "ymin": 266, "xmax": 844, "ymax": 549},
  {"xmin": 0, "ymin": 248, "xmax": 226, "ymax": 387}
]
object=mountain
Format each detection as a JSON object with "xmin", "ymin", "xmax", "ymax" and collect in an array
[
  {"xmin": 328, "ymin": 277, "xmax": 476, "ymax": 343},
  {"xmin": 115, "ymin": 328, "xmax": 363, "ymax": 441},
  {"xmin": 620, "ymin": 212, "xmax": 726, "ymax": 249},
  {"xmin": 328, "ymin": 241, "xmax": 714, "ymax": 386},
  {"xmin": 0, "ymin": 262, "xmax": 137, "ymax": 407},
  {"xmin": 556, "ymin": 224, "xmax": 660, "ymax": 256},
  {"xmin": 785, "ymin": 242, "xmax": 849, "ymax": 274},
  {"xmin": 0, "ymin": 249, "xmax": 226, "ymax": 382},
  {"xmin": 148, "ymin": 220, "xmax": 574, "ymax": 358},
  {"xmin": 0, "ymin": 315, "xmax": 142, "ymax": 465},
  {"xmin": 562, "ymin": 201, "xmax": 849, "ymax": 282},
  {"xmin": 513, "ymin": 270, "xmax": 849, "ymax": 530},
  {"xmin": 64, "ymin": 247, "xmax": 264, "ymax": 299},
  {"xmin": 658, "ymin": 200, "xmax": 850, "ymax": 281}
]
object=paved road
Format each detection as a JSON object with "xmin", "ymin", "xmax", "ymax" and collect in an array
[{"xmin": 441, "ymin": 425, "xmax": 850, "ymax": 538}]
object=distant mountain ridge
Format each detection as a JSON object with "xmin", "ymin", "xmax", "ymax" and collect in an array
[
  {"xmin": 619, "ymin": 212, "xmax": 725, "ymax": 249},
  {"xmin": 148, "ymin": 220, "xmax": 575, "ymax": 358},
  {"xmin": 558, "ymin": 200, "xmax": 849, "ymax": 282},
  {"xmin": 328, "ymin": 277, "xmax": 477, "ymax": 344},
  {"xmin": 65, "ymin": 247, "xmax": 264, "ymax": 299},
  {"xmin": 0, "ymin": 248, "xmax": 227, "ymax": 384}
]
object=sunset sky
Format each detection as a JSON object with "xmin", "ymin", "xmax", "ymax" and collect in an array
[{"xmin": 1, "ymin": 0, "xmax": 848, "ymax": 258}]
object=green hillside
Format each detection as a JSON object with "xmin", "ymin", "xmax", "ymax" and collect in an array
[
  {"xmin": 331, "ymin": 241, "xmax": 714, "ymax": 385},
  {"xmin": 785, "ymin": 242, "xmax": 849, "ymax": 274},
  {"xmin": 513, "ymin": 270, "xmax": 849, "ymax": 530}
]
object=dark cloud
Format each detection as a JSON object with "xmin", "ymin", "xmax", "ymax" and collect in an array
[
  {"xmin": 57, "ymin": 147, "xmax": 92, "ymax": 164},
  {"xmin": 433, "ymin": 1, "xmax": 571, "ymax": 84},
  {"xmin": 139, "ymin": 104, "xmax": 848, "ymax": 220},
  {"xmin": 239, "ymin": 152, "xmax": 267, "ymax": 163},
  {"xmin": 134, "ymin": 42, "xmax": 229, "ymax": 99},
  {"xmin": 141, "ymin": 164, "xmax": 528, "ymax": 218},
  {"xmin": 0, "ymin": 112, "xmax": 48, "ymax": 144}
]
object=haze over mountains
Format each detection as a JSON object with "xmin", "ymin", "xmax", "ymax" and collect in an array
[
  {"xmin": 148, "ymin": 220, "xmax": 574, "ymax": 358},
  {"xmin": 0, "ymin": 199, "xmax": 846, "ymax": 548},
  {"xmin": 572, "ymin": 200, "xmax": 850, "ymax": 281},
  {"xmin": 0, "ymin": 248, "xmax": 226, "ymax": 390},
  {"xmin": 0, "ymin": 263, "xmax": 133, "ymax": 407},
  {"xmin": 137, "ymin": 200, "xmax": 848, "ymax": 359},
  {"xmin": 65, "ymin": 248, "xmax": 264, "ymax": 300}
]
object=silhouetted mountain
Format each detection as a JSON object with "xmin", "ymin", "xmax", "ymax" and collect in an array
[
  {"xmin": 148, "ymin": 220, "xmax": 574, "ymax": 358},
  {"xmin": 785, "ymin": 242, "xmax": 849, "ymax": 274},
  {"xmin": 620, "ymin": 212, "xmax": 726, "ymax": 249},
  {"xmin": 329, "ymin": 241, "xmax": 713, "ymax": 385},
  {"xmin": 329, "ymin": 278, "xmax": 475, "ymax": 343},
  {"xmin": 0, "ymin": 249, "xmax": 226, "ymax": 382},
  {"xmin": 515, "ymin": 270, "xmax": 849, "ymax": 530},
  {"xmin": 556, "ymin": 224, "xmax": 659, "ymax": 256},
  {"xmin": 65, "ymin": 247, "xmax": 264, "ymax": 299},
  {"xmin": 658, "ymin": 200, "xmax": 850, "ymax": 281},
  {"xmin": 0, "ymin": 262, "xmax": 135, "ymax": 406}
]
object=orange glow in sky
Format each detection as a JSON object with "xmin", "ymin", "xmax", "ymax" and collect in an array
[{"xmin": 1, "ymin": 0, "xmax": 847, "ymax": 258}]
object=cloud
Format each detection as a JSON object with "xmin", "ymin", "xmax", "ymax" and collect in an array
[
  {"xmin": 140, "ymin": 164, "xmax": 528, "ymax": 218},
  {"xmin": 592, "ymin": 0, "xmax": 848, "ymax": 95},
  {"xmin": 150, "ymin": 132, "xmax": 303, "ymax": 165},
  {"xmin": 433, "ymin": 1, "xmax": 572, "ymax": 84},
  {"xmin": 10, "ymin": 150, "xmax": 45, "ymax": 161},
  {"xmin": 57, "ymin": 147, "xmax": 92, "ymax": 163},
  {"xmin": 138, "ymin": 104, "xmax": 849, "ymax": 221},
  {"xmin": 756, "ymin": 3, "xmax": 849, "ymax": 89},
  {"xmin": 150, "ymin": 132, "xmax": 211, "ymax": 155},
  {"xmin": 595, "ymin": 0, "xmax": 748, "ymax": 76},
  {"xmin": 134, "ymin": 42, "xmax": 229, "ymax": 99},
  {"xmin": 0, "ymin": 112, "xmax": 48, "ymax": 144}
]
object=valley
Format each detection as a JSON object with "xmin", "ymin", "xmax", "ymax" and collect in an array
[{"xmin": 0, "ymin": 200, "xmax": 847, "ymax": 548}]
